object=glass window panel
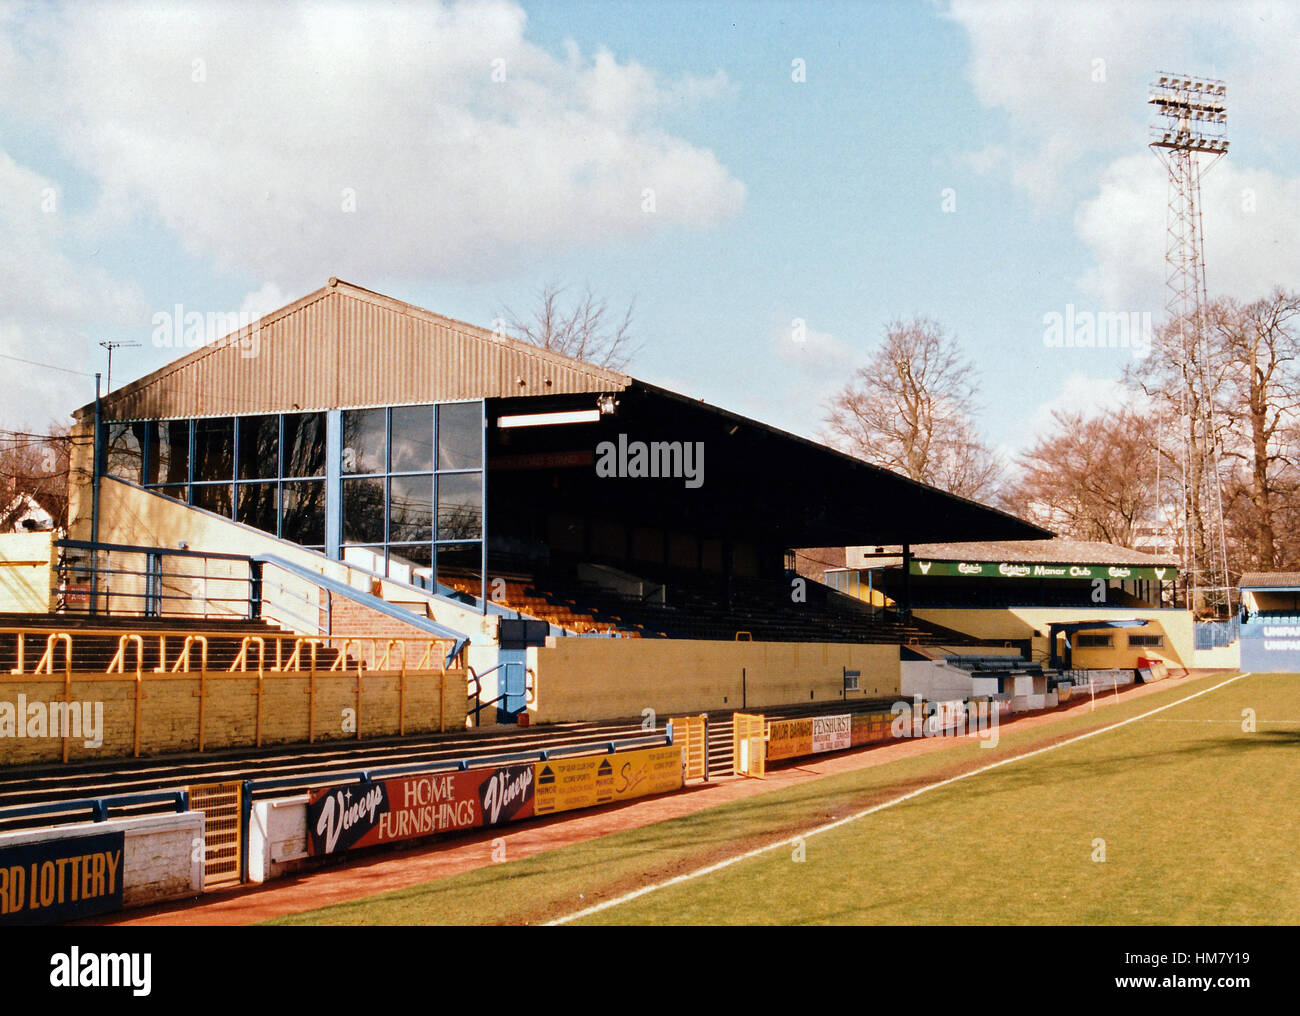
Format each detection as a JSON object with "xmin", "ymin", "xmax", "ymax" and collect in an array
[
  {"xmin": 387, "ymin": 544, "xmax": 432, "ymax": 569},
  {"xmin": 235, "ymin": 482, "xmax": 278, "ymax": 535},
  {"xmin": 342, "ymin": 408, "xmax": 386, "ymax": 474},
  {"xmin": 437, "ymin": 402, "xmax": 482, "ymax": 470},
  {"xmin": 237, "ymin": 415, "xmax": 279, "ymax": 480},
  {"xmin": 146, "ymin": 420, "xmax": 191, "ymax": 485},
  {"xmin": 104, "ymin": 422, "xmax": 146, "ymax": 483},
  {"xmin": 342, "ymin": 476, "xmax": 386, "ymax": 544},
  {"xmin": 435, "ymin": 543, "xmax": 482, "ymax": 592},
  {"xmin": 142, "ymin": 421, "xmax": 160, "ymax": 484},
  {"xmin": 150, "ymin": 484, "xmax": 187, "ymax": 503},
  {"xmin": 437, "ymin": 471, "xmax": 482, "ymax": 541},
  {"xmin": 192, "ymin": 418, "xmax": 234, "ymax": 482},
  {"xmin": 342, "ymin": 545, "xmax": 386, "ymax": 573},
  {"xmin": 281, "ymin": 480, "xmax": 326, "ymax": 546},
  {"xmin": 389, "ymin": 473, "xmax": 433, "ymax": 543},
  {"xmin": 191, "ymin": 483, "xmax": 232, "ymax": 517},
  {"xmin": 283, "ymin": 412, "xmax": 326, "ymax": 477},
  {"xmin": 390, "ymin": 405, "xmax": 433, "ymax": 473}
]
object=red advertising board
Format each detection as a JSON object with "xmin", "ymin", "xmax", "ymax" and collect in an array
[{"xmin": 306, "ymin": 762, "xmax": 535, "ymax": 856}]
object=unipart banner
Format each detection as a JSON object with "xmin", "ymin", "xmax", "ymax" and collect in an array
[{"xmin": 306, "ymin": 763, "xmax": 536, "ymax": 857}]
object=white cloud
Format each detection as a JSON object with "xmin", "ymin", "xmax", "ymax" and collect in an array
[
  {"xmin": 770, "ymin": 318, "xmax": 858, "ymax": 428},
  {"xmin": 0, "ymin": 149, "xmax": 147, "ymax": 326},
  {"xmin": 945, "ymin": 0, "xmax": 1177, "ymax": 204},
  {"xmin": 948, "ymin": 0, "xmax": 1300, "ymax": 335},
  {"xmin": 0, "ymin": 322, "xmax": 97, "ymax": 430},
  {"xmin": 1077, "ymin": 154, "xmax": 1300, "ymax": 309},
  {"xmin": 0, "ymin": 147, "xmax": 150, "ymax": 426},
  {"xmin": 959, "ymin": 144, "xmax": 1009, "ymax": 176},
  {"xmin": 239, "ymin": 282, "xmax": 292, "ymax": 323},
  {"xmin": 1020, "ymin": 372, "xmax": 1144, "ymax": 447},
  {"xmin": 0, "ymin": 1, "xmax": 745, "ymax": 289},
  {"xmin": 773, "ymin": 319, "xmax": 854, "ymax": 373},
  {"xmin": 946, "ymin": 0, "xmax": 1300, "ymax": 202}
]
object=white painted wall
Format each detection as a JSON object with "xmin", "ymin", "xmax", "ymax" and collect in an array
[
  {"xmin": 247, "ymin": 796, "xmax": 310, "ymax": 884},
  {"xmin": 900, "ymin": 660, "xmax": 972, "ymax": 700}
]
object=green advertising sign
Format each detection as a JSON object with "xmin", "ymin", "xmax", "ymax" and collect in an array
[{"xmin": 908, "ymin": 561, "xmax": 1176, "ymax": 581}]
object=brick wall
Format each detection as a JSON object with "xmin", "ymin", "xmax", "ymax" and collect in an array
[
  {"xmin": 0, "ymin": 666, "xmax": 467, "ymax": 764},
  {"xmin": 327, "ymin": 591, "xmax": 448, "ymax": 642}
]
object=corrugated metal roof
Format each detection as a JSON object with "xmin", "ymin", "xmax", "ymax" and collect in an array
[
  {"xmin": 1240, "ymin": 571, "xmax": 1300, "ymax": 588},
  {"xmin": 78, "ymin": 279, "xmax": 632, "ymax": 421},
  {"xmin": 847, "ymin": 538, "xmax": 1177, "ymax": 568}
]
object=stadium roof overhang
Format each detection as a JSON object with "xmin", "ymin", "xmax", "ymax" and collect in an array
[
  {"xmin": 66, "ymin": 277, "xmax": 1048, "ymax": 550},
  {"xmin": 1239, "ymin": 572, "xmax": 1300, "ymax": 591},
  {"xmin": 1048, "ymin": 619, "xmax": 1151, "ymax": 635},
  {"xmin": 487, "ymin": 381, "xmax": 1051, "ymax": 548},
  {"xmin": 837, "ymin": 538, "xmax": 1177, "ymax": 581}
]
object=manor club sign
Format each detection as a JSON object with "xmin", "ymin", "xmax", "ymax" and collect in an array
[{"xmin": 909, "ymin": 561, "xmax": 1176, "ymax": 582}]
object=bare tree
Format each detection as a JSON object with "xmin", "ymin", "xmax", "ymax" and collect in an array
[
  {"xmin": 823, "ymin": 317, "xmax": 1002, "ymax": 500},
  {"xmin": 501, "ymin": 282, "xmax": 640, "ymax": 372},
  {"xmin": 1208, "ymin": 289, "xmax": 1300, "ymax": 571},
  {"xmin": 1125, "ymin": 309, "xmax": 1235, "ymax": 610},
  {"xmin": 1003, "ymin": 408, "xmax": 1158, "ymax": 547},
  {"xmin": 1125, "ymin": 289, "xmax": 1300, "ymax": 594},
  {"xmin": 0, "ymin": 423, "xmax": 72, "ymax": 531}
]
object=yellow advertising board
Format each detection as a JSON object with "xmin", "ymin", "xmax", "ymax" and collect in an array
[
  {"xmin": 766, "ymin": 717, "xmax": 814, "ymax": 761},
  {"xmin": 851, "ymin": 710, "xmax": 895, "ymax": 747},
  {"xmin": 534, "ymin": 745, "xmax": 683, "ymax": 816},
  {"xmin": 767, "ymin": 711, "xmax": 897, "ymax": 763}
]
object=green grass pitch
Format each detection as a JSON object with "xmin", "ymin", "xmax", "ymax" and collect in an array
[{"xmin": 269, "ymin": 672, "xmax": 1299, "ymax": 926}]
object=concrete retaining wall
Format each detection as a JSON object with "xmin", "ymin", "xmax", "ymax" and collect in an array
[
  {"xmin": 247, "ymin": 795, "xmax": 311, "ymax": 884},
  {"xmin": 525, "ymin": 638, "xmax": 901, "ymax": 723},
  {"xmin": 0, "ymin": 811, "xmax": 203, "ymax": 912}
]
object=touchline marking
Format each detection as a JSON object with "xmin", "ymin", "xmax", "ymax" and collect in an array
[
  {"xmin": 546, "ymin": 672, "xmax": 1251, "ymax": 926},
  {"xmin": 1152, "ymin": 718, "xmax": 1300, "ymax": 725}
]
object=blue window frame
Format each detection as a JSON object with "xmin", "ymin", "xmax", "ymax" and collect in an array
[{"xmin": 99, "ymin": 400, "xmax": 486, "ymax": 605}]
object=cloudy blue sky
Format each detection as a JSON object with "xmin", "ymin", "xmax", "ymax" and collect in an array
[{"xmin": 2, "ymin": 0, "xmax": 1298, "ymax": 460}]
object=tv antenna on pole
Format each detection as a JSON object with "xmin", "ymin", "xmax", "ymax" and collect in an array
[{"xmin": 98, "ymin": 341, "xmax": 142, "ymax": 395}]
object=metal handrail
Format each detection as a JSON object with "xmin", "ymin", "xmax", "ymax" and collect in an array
[
  {"xmin": 53, "ymin": 539, "xmax": 258, "ymax": 619},
  {"xmin": 242, "ymin": 732, "xmax": 674, "ymax": 799},
  {"xmin": 0, "ymin": 628, "xmax": 459, "ymax": 677},
  {"xmin": 465, "ymin": 660, "xmax": 536, "ymax": 725},
  {"xmin": 50, "ymin": 539, "xmax": 471, "ymax": 653},
  {"xmin": 262, "ymin": 577, "xmax": 326, "ymax": 636},
  {"xmin": 257, "ymin": 554, "xmax": 470, "ymax": 665},
  {"xmin": 0, "ymin": 790, "xmax": 190, "ymax": 826},
  {"xmin": 54, "ymin": 538, "xmax": 252, "ymax": 561}
]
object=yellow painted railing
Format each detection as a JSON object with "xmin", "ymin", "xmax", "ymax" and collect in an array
[
  {"xmin": 732, "ymin": 712, "xmax": 767, "ymax": 778},
  {"xmin": 670, "ymin": 714, "xmax": 708, "ymax": 781},
  {"xmin": 0, "ymin": 626, "xmax": 464, "ymax": 761}
]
